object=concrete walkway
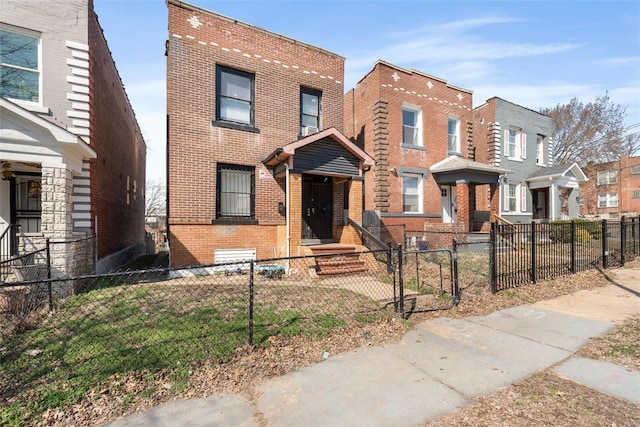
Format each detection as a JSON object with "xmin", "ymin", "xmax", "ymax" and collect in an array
[{"xmin": 101, "ymin": 267, "xmax": 640, "ymax": 427}]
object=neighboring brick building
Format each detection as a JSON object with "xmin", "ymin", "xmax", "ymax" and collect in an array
[
  {"xmin": 344, "ymin": 61, "xmax": 508, "ymax": 241},
  {"xmin": 0, "ymin": 0, "xmax": 146, "ymax": 277},
  {"xmin": 580, "ymin": 155, "xmax": 640, "ymax": 218},
  {"xmin": 473, "ymin": 97, "xmax": 587, "ymax": 223},
  {"xmin": 166, "ymin": 0, "xmax": 373, "ymax": 267}
]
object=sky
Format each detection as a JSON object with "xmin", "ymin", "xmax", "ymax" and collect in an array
[{"xmin": 93, "ymin": 0, "xmax": 640, "ymax": 185}]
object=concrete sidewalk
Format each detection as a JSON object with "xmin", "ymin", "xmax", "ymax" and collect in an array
[{"xmin": 101, "ymin": 267, "xmax": 640, "ymax": 427}]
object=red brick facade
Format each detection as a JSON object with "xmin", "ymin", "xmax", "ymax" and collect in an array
[
  {"xmin": 89, "ymin": 13, "xmax": 146, "ymax": 260},
  {"xmin": 167, "ymin": 1, "xmax": 368, "ymax": 266},
  {"xmin": 344, "ymin": 61, "xmax": 477, "ymax": 235},
  {"xmin": 581, "ymin": 155, "xmax": 640, "ymax": 218}
]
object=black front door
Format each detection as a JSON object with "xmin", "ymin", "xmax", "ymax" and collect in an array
[{"xmin": 302, "ymin": 175, "xmax": 333, "ymax": 241}]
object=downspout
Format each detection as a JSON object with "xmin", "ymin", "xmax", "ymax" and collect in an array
[{"xmin": 274, "ymin": 152, "xmax": 291, "ymax": 273}]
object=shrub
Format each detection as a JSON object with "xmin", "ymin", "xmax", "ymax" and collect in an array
[{"xmin": 575, "ymin": 229, "xmax": 591, "ymax": 243}]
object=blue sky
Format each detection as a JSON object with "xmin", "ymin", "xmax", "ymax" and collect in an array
[{"xmin": 94, "ymin": 0, "xmax": 640, "ymax": 185}]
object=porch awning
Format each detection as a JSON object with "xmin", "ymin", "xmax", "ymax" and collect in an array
[
  {"xmin": 430, "ymin": 155, "xmax": 511, "ymax": 185},
  {"xmin": 526, "ymin": 162, "xmax": 588, "ymax": 189},
  {"xmin": 0, "ymin": 97, "xmax": 96, "ymax": 173},
  {"xmin": 262, "ymin": 127, "xmax": 375, "ymax": 178}
]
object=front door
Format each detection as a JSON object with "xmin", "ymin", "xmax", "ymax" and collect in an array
[
  {"xmin": 532, "ymin": 188, "xmax": 548, "ymax": 219},
  {"xmin": 302, "ymin": 175, "xmax": 333, "ymax": 242},
  {"xmin": 441, "ymin": 185, "xmax": 457, "ymax": 223}
]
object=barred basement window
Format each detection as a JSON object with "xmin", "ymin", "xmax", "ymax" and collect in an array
[{"xmin": 632, "ymin": 190, "xmax": 640, "ymax": 199}]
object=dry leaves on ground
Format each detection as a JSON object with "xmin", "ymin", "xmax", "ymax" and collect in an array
[{"xmin": 46, "ymin": 264, "xmax": 640, "ymax": 427}]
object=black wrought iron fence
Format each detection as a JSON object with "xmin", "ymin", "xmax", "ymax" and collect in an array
[{"xmin": 490, "ymin": 218, "xmax": 640, "ymax": 292}]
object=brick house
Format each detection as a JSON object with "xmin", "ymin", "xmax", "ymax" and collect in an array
[
  {"xmin": 0, "ymin": 0, "xmax": 146, "ymax": 278},
  {"xmin": 166, "ymin": 0, "xmax": 373, "ymax": 267},
  {"xmin": 473, "ymin": 97, "xmax": 587, "ymax": 223},
  {"xmin": 580, "ymin": 155, "xmax": 640, "ymax": 219},
  {"xmin": 344, "ymin": 61, "xmax": 509, "ymax": 242}
]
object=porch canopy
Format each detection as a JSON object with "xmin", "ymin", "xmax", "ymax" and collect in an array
[
  {"xmin": 262, "ymin": 127, "xmax": 375, "ymax": 178},
  {"xmin": 0, "ymin": 98, "xmax": 96, "ymax": 173},
  {"xmin": 430, "ymin": 155, "xmax": 511, "ymax": 184},
  {"xmin": 526, "ymin": 162, "xmax": 588, "ymax": 190}
]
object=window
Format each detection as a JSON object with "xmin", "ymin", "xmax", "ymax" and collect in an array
[
  {"xmin": 503, "ymin": 183, "xmax": 527, "ymax": 213},
  {"xmin": 504, "ymin": 128, "xmax": 526, "ymax": 160},
  {"xmin": 14, "ymin": 175, "xmax": 42, "ymax": 233},
  {"xmin": 631, "ymin": 165, "xmax": 640, "ymax": 175},
  {"xmin": 448, "ymin": 117, "xmax": 460, "ymax": 153},
  {"xmin": 632, "ymin": 190, "xmax": 640, "ymax": 199},
  {"xmin": 596, "ymin": 170, "xmax": 617, "ymax": 186},
  {"xmin": 402, "ymin": 174, "xmax": 422, "ymax": 213},
  {"xmin": 216, "ymin": 163, "xmax": 255, "ymax": 219},
  {"xmin": 300, "ymin": 87, "xmax": 321, "ymax": 136},
  {"xmin": 402, "ymin": 104, "xmax": 422, "ymax": 147},
  {"xmin": 598, "ymin": 193, "xmax": 618, "ymax": 208},
  {"xmin": 536, "ymin": 135, "xmax": 545, "ymax": 165},
  {"xmin": 0, "ymin": 26, "xmax": 41, "ymax": 103},
  {"xmin": 216, "ymin": 66, "xmax": 254, "ymax": 126}
]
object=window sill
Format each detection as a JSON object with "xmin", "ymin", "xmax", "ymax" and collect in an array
[
  {"xmin": 8, "ymin": 99, "xmax": 50, "ymax": 114},
  {"xmin": 211, "ymin": 218, "xmax": 258, "ymax": 225},
  {"xmin": 506, "ymin": 157, "xmax": 524, "ymax": 162},
  {"xmin": 401, "ymin": 144, "xmax": 425, "ymax": 151},
  {"xmin": 212, "ymin": 120, "xmax": 260, "ymax": 133},
  {"xmin": 447, "ymin": 150, "xmax": 463, "ymax": 156}
]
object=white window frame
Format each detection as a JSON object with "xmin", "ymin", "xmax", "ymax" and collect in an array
[
  {"xmin": 596, "ymin": 170, "xmax": 617, "ymax": 186},
  {"xmin": 598, "ymin": 193, "xmax": 618, "ymax": 208},
  {"xmin": 448, "ymin": 116, "xmax": 460, "ymax": 153},
  {"xmin": 402, "ymin": 173, "xmax": 423, "ymax": 213},
  {"xmin": 536, "ymin": 135, "xmax": 545, "ymax": 166},
  {"xmin": 504, "ymin": 128, "xmax": 526, "ymax": 161},
  {"xmin": 0, "ymin": 24, "xmax": 42, "ymax": 106},
  {"xmin": 503, "ymin": 182, "xmax": 527, "ymax": 213},
  {"xmin": 402, "ymin": 103, "xmax": 423, "ymax": 148}
]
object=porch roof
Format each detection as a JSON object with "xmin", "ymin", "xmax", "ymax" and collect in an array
[
  {"xmin": 0, "ymin": 97, "xmax": 96, "ymax": 173},
  {"xmin": 430, "ymin": 155, "xmax": 511, "ymax": 175},
  {"xmin": 262, "ymin": 127, "xmax": 375, "ymax": 169},
  {"xmin": 526, "ymin": 162, "xmax": 588, "ymax": 183}
]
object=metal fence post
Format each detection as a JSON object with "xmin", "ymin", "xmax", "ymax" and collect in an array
[
  {"xmin": 452, "ymin": 239, "xmax": 460, "ymax": 303},
  {"xmin": 530, "ymin": 221, "xmax": 536, "ymax": 284},
  {"xmin": 489, "ymin": 222, "xmax": 497, "ymax": 293},
  {"xmin": 46, "ymin": 238, "xmax": 53, "ymax": 312},
  {"xmin": 570, "ymin": 221, "xmax": 576, "ymax": 274},
  {"xmin": 621, "ymin": 216, "xmax": 626, "ymax": 266},
  {"xmin": 602, "ymin": 220, "xmax": 608, "ymax": 269},
  {"xmin": 397, "ymin": 244, "xmax": 404, "ymax": 316},
  {"xmin": 249, "ymin": 261, "xmax": 254, "ymax": 346}
]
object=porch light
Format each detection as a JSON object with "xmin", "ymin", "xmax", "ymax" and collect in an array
[{"xmin": 1, "ymin": 162, "xmax": 13, "ymax": 180}]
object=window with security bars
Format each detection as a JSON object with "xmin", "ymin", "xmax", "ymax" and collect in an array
[
  {"xmin": 632, "ymin": 190, "xmax": 640, "ymax": 199},
  {"xmin": 216, "ymin": 164, "xmax": 255, "ymax": 218}
]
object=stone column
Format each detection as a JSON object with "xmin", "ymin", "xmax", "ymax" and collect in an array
[{"xmin": 40, "ymin": 166, "xmax": 74, "ymax": 277}]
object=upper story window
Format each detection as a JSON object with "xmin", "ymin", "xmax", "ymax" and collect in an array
[
  {"xmin": 300, "ymin": 87, "xmax": 321, "ymax": 137},
  {"xmin": 402, "ymin": 174, "xmax": 423, "ymax": 213},
  {"xmin": 402, "ymin": 104, "xmax": 422, "ymax": 148},
  {"xmin": 631, "ymin": 165, "xmax": 640, "ymax": 175},
  {"xmin": 596, "ymin": 170, "xmax": 617, "ymax": 186},
  {"xmin": 536, "ymin": 135, "xmax": 545, "ymax": 165},
  {"xmin": 0, "ymin": 26, "xmax": 41, "ymax": 104},
  {"xmin": 448, "ymin": 117, "xmax": 460, "ymax": 153},
  {"xmin": 598, "ymin": 193, "xmax": 618, "ymax": 208},
  {"xmin": 216, "ymin": 65, "xmax": 255, "ymax": 127},
  {"xmin": 504, "ymin": 128, "xmax": 526, "ymax": 161},
  {"xmin": 216, "ymin": 163, "xmax": 255, "ymax": 219}
]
